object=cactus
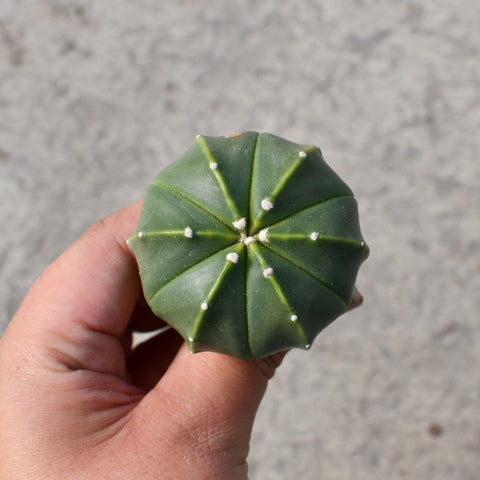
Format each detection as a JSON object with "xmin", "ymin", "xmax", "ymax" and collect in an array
[{"xmin": 128, "ymin": 132, "xmax": 369, "ymax": 360}]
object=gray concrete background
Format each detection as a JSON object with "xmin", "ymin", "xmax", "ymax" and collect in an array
[{"xmin": 1, "ymin": 1, "xmax": 479, "ymax": 478}]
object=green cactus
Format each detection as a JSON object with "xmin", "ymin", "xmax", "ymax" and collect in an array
[{"xmin": 128, "ymin": 132, "xmax": 369, "ymax": 359}]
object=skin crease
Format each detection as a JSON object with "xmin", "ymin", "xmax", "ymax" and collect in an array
[{"xmin": 0, "ymin": 200, "xmax": 360, "ymax": 480}]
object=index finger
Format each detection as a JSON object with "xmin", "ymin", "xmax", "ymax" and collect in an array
[{"xmin": 5, "ymin": 201, "xmax": 144, "ymax": 348}]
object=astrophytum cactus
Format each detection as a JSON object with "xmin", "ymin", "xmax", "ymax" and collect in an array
[{"xmin": 128, "ymin": 132, "xmax": 369, "ymax": 359}]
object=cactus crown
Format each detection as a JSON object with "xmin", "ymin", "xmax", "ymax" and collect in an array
[{"xmin": 128, "ymin": 132, "xmax": 369, "ymax": 359}]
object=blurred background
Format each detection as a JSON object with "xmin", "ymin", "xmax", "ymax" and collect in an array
[{"xmin": 1, "ymin": 1, "xmax": 479, "ymax": 478}]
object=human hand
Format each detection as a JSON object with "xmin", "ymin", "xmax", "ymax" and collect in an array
[{"xmin": 0, "ymin": 201, "xmax": 285, "ymax": 480}]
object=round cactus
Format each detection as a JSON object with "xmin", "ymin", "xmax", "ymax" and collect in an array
[{"xmin": 128, "ymin": 132, "xmax": 369, "ymax": 359}]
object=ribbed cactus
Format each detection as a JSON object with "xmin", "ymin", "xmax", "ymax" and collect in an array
[{"xmin": 128, "ymin": 132, "xmax": 369, "ymax": 359}]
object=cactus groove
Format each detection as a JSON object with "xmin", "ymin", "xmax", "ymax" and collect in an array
[{"xmin": 128, "ymin": 132, "xmax": 369, "ymax": 359}]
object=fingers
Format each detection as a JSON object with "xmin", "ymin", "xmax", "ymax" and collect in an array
[
  {"xmin": 4, "ymin": 201, "xmax": 143, "ymax": 374},
  {"xmin": 133, "ymin": 346, "xmax": 286, "ymax": 461},
  {"xmin": 159, "ymin": 347, "xmax": 283, "ymax": 416}
]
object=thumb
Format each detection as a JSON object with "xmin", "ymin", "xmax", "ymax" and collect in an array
[{"xmin": 134, "ymin": 344, "xmax": 285, "ymax": 463}]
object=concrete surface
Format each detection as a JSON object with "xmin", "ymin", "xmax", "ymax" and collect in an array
[{"xmin": 1, "ymin": 1, "xmax": 479, "ymax": 478}]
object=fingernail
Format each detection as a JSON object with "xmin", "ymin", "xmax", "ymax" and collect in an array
[{"xmin": 347, "ymin": 286, "xmax": 363, "ymax": 311}]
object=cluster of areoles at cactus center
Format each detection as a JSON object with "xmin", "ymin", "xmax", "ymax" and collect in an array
[{"xmin": 128, "ymin": 132, "xmax": 369, "ymax": 360}]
